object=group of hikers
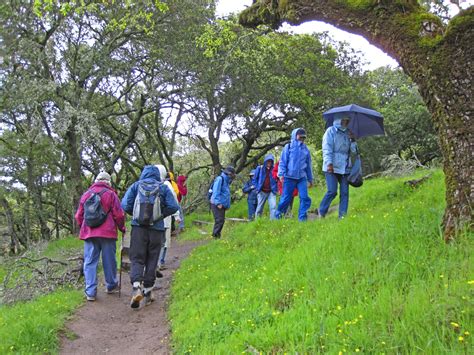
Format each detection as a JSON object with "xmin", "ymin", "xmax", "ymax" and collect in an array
[
  {"xmin": 74, "ymin": 117, "xmax": 357, "ymax": 310},
  {"xmin": 75, "ymin": 166, "xmax": 187, "ymax": 309},
  {"xmin": 210, "ymin": 120, "xmax": 357, "ymax": 238}
]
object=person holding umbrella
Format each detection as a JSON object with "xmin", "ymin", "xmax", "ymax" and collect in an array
[{"xmin": 319, "ymin": 116, "xmax": 357, "ymax": 219}]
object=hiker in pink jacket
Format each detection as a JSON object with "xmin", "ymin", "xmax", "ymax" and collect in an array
[{"xmin": 75, "ymin": 172, "xmax": 126, "ymax": 301}]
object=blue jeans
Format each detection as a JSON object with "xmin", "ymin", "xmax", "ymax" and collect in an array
[
  {"xmin": 83, "ymin": 238, "xmax": 117, "ymax": 297},
  {"xmin": 276, "ymin": 178, "xmax": 311, "ymax": 221},
  {"xmin": 247, "ymin": 198, "xmax": 258, "ymax": 220},
  {"xmin": 319, "ymin": 172, "xmax": 349, "ymax": 218},
  {"xmin": 256, "ymin": 192, "xmax": 277, "ymax": 219}
]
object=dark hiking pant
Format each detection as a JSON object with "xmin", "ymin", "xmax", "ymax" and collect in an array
[
  {"xmin": 129, "ymin": 226, "xmax": 164, "ymax": 288},
  {"xmin": 211, "ymin": 203, "xmax": 226, "ymax": 238}
]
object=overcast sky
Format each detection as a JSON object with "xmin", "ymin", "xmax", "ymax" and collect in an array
[{"xmin": 215, "ymin": 0, "xmax": 473, "ymax": 71}]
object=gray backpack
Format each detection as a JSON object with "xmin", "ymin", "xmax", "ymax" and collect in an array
[{"xmin": 133, "ymin": 182, "xmax": 162, "ymax": 225}]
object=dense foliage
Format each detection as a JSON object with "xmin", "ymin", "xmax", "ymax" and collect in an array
[{"xmin": 0, "ymin": 1, "xmax": 440, "ymax": 251}]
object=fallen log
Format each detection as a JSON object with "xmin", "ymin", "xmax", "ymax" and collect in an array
[
  {"xmin": 192, "ymin": 220, "xmax": 213, "ymax": 226},
  {"xmin": 404, "ymin": 174, "xmax": 432, "ymax": 188},
  {"xmin": 1, "ymin": 254, "xmax": 84, "ymax": 305},
  {"xmin": 225, "ymin": 217, "xmax": 249, "ymax": 223}
]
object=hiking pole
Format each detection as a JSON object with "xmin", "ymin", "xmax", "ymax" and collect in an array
[{"xmin": 119, "ymin": 231, "xmax": 124, "ymax": 298}]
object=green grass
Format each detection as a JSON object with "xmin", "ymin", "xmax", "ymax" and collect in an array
[
  {"xmin": 42, "ymin": 237, "xmax": 83, "ymax": 258},
  {"xmin": 0, "ymin": 289, "xmax": 83, "ymax": 353},
  {"xmin": 179, "ymin": 199, "xmax": 249, "ymax": 242},
  {"xmin": 169, "ymin": 169, "xmax": 473, "ymax": 353},
  {"xmin": 0, "ymin": 236, "xmax": 85, "ymax": 353}
]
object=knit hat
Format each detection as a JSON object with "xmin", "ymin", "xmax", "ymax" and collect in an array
[{"xmin": 95, "ymin": 172, "xmax": 111, "ymax": 184}]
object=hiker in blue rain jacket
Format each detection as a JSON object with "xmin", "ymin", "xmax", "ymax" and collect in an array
[
  {"xmin": 210, "ymin": 165, "xmax": 236, "ymax": 239},
  {"xmin": 319, "ymin": 116, "xmax": 357, "ymax": 219},
  {"xmin": 121, "ymin": 165, "xmax": 179, "ymax": 309},
  {"xmin": 275, "ymin": 128, "xmax": 314, "ymax": 221},
  {"xmin": 254, "ymin": 154, "xmax": 279, "ymax": 220},
  {"xmin": 242, "ymin": 169, "xmax": 258, "ymax": 220}
]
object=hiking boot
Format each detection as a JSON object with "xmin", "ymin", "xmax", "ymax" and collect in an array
[
  {"xmin": 130, "ymin": 286, "xmax": 143, "ymax": 309},
  {"xmin": 105, "ymin": 284, "xmax": 120, "ymax": 294},
  {"xmin": 155, "ymin": 269, "xmax": 163, "ymax": 278},
  {"xmin": 144, "ymin": 290, "xmax": 155, "ymax": 306},
  {"xmin": 84, "ymin": 292, "xmax": 95, "ymax": 302}
]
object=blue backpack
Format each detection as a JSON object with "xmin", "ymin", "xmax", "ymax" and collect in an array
[
  {"xmin": 84, "ymin": 188, "xmax": 110, "ymax": 227},
  {"xmin": 133, "ymin": 181, "xmax": 162, "ymax": 225}
]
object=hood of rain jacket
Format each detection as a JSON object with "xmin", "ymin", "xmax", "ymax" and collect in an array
[
  {"xmin": 121, "ymin": 165, "xmax": 179, "ymax": 231},
  {"xmin": 277, "ymin": 128, "xmax": 313, "ymax": 182}
]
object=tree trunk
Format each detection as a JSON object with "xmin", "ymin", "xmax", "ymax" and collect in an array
[
  {"xmin": 0, "ymin": 196, "xmax": 20, "ymax": 254},
  {"xmin": 27, "ymin": 138, "xmax": 51, "ymax": 241},
  {"xmin": 65, "ymin": 123, "xmax": 83, "ymax": 234},
  {"xmin": 240, "ymin": 1, "xmax": 473, "ymax": 240}
]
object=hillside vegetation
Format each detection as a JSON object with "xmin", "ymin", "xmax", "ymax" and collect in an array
[
  {"xmin": 0, "ymin": 238, "xmax": 83, "ymax": 353},
  {"xmin": 169, "ymin": 170, "xmax": 473, "ymax": 353}
]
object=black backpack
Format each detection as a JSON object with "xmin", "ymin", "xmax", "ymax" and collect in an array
[{"xmin": 84, "ymin": 188, "xmax": 110, "ymax": 227}]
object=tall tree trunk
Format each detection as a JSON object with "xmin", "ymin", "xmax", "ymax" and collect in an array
[
  {"xmin": 240, "ymin": 1, "xmax": 473, "ymax": 240},
  {"xmin": 27, "ymin": 138, "xmax": 51, "ymax": 241},
  {"xmin": 65, "ymin": 122, "xmax": 83, "ymax": 234},
  {"xmin": 0, "ymin": 196, "xmax": 20, "ymax": 254}
]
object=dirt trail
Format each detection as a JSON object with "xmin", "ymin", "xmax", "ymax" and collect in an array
[{"xmin": 60, "ymin": 237, "xmax": 204, "ymax": 355}]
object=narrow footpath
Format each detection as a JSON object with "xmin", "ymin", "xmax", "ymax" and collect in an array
[{"xmin": 60, "ymin": 237, "xmax": 204, "ymax": 355}]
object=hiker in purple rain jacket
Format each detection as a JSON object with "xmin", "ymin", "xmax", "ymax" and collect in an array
[{"xmin": 254, "ymin": 154, "xmax": 278, "ymax": 219}]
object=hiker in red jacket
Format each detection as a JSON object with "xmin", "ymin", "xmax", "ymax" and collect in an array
[
  {"xmin": 75, "ymin": 172, "xmax": 126, "ymax": 301},
  {"xmin": 176, "ymin": 175, "xmax": 188, "ymax": 231}
]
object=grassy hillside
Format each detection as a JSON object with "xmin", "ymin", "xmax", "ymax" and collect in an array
[
  {"xmin": 0, "ymin": 237, "xmax": 83, "ymax": 353},
  {"xmin": 170, "ymin": 170, "xmax": 473, "ymax": 353}
]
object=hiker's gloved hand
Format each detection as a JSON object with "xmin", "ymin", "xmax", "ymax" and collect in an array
[
  {"xmin": 120, "ymin": 226, "xmax": 126, "ymax": 233},
  {"xmin": 327, "ymin": 164, "xmax": 334, "ymax": 173}
]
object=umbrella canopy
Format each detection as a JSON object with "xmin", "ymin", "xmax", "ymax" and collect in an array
[{"xmin": 322, "ymin": 104, "xmax": 384, "ymax": 139}]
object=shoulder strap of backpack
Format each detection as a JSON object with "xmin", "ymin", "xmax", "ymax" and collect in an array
[
  {"xmin": 98, "ymin": 188, "xmax": 109, "ymax": 196},
  {"xmin": 98, "ymin": 188, "xmax": 113, "ymax": 213}
]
